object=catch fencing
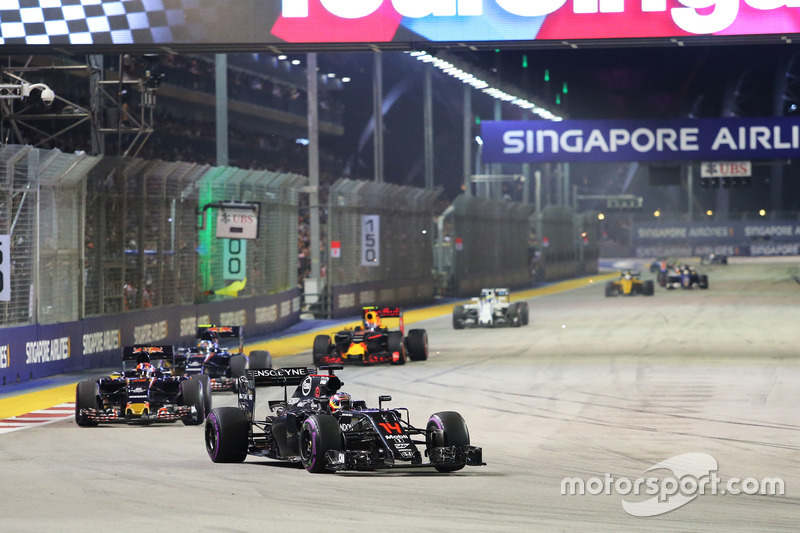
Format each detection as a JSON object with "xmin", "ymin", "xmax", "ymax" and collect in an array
[{"xmin": 325, "ymin": 179, "xmax": 440, "ymax": 316}]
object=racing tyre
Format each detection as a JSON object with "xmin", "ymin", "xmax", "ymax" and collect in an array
[
  {"xmin": 179, "ymin": 379, "xmax": 205, "ymax": 425},
  {"xmin": 699, "ymin": 275, "xmax": 709, "ymax": 289},
  {"xmin": 229, "ymin": 354, "xmax": 247, "ymax": 380},
  {"xmin": 313, "ymin": 335, "xmax": 331, "ymax": 366},
  {"xmin": 299, "ymin": 414, "xmax": 343, "ymax": 473},
  {"xmin": 452, "ymin": 305, "xmax": 465, "ymax": 329},
  {"xmin": 406, "ymin": 329, "xmax": 428, "ymax": 361},
  {"xmin": 426, "ymin": 411, "xmax": 470, "ymax": 473},
  {"xmin": 249, "ymin": 350, "xmax": 272, "ymax": 370},
  {"xmin": 191, "ymin": 374, "xmax": 212, "ymax": 419},
  {"xmin": 643, "ymin": 280, "xmax": 655, "ymax": 296},
  {"xmin": 388, "ymin": 331, "xmax": 406, "ymax": 365},
  {"xmin": 75, "ymin": 380, "xmax": 99, "ymax": 427},
  {"xmin": 205, "ymin": 407, "xmax": 248, "ymax": 463},
  {"xmin": 519, "ymin": 302, "xmax": 530, "ymax": 326},
  {"xmin": 507, "ymin": 302, "xmax": 521, "ymax": 327},
  {"xmin": 605, "ymin": 282, "xmax": 616, "ymax": 297}
]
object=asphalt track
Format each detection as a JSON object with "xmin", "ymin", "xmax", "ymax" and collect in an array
[{"xmin": 1, "ymin": 260, "xmax": 798, "ymax": 532}]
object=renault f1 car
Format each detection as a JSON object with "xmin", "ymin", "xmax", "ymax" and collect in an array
[
  {"xmin": 75, "ymin": 345, "xmax": 210, "ymax": 426},
  {"xmin": 205, "ymin": 366, "xmax": 484, "ymax": 473},
  {"xmin": 605, "ymin": 271, "xmax": 655, "ymax": 297},
  {"xmin": 665, "ymin": 264, "xmax": 709, "ymax": 290},
  {"xmin": 312, "ymin": 306, "xmax": 428, "ymax": 366},
  {"xmin": 176, "ymin": 325, "xmax": 272, "ymax": 392},
  {"xmin": 452, "ymin": 288, "xmax": 529, "ymax": 328}
]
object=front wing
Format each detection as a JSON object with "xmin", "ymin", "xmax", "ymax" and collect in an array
[{"xmin": 324, "ymin": 445, "xmax": 484, "ymax": 471}]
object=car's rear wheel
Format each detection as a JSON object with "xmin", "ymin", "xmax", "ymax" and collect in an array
[
  {"xmin": 229, "ymin": 354, "xmax": 247, "ymax": 379},
  {"xmin": 507, "ymin": 302, "xmax": 521, "ymax": 327},
  {"xmin": 205, "ymin": 407, "xmax": 248, "ymax": 463},
  {"xmin": 406, "ymin": 329, "xmax": 428, "ymax": 361},
  {"xmin": 452, "ymin": 305, "xmax": 465, "ymax": 329},
  {"xmin": 699, "ymin": 275, "xmax": 709, "ymax": 289},
  {"xmin": 426, "ymin": 411, "xmax": 470, "ymax": 473},
  {"xmin": 605, "ymin": 282, "xmax": 616, "ymax": 297},
  {"xmin": 299, "ymin": 414, "xmax": 342, "ymax": 473},
  {"xmin": 248, "ymin": 350, "xmax": 272, "ymax": 370},
  {"xmin": 519, "ymin": 302, "xmax": 530, "ymax": 326},
  {"xmin": 75, "ymin": 380, "xmax": 99, "ymax": 427},
  {"xmin": 388, "ymin": 331, "xmax": 406, "ymax": 365},
  {"xmin": 313, "ymin": 335, "xmax": 331, "ymax": 366},
  {"xmin": 179, "ymin": 379, "xmax": 205, "ymax": 425},
  {"xmin": 643, "ymin": 280, "xmax": 655, "ymax": 296},
  {"xmin": 191, "ymin": 374, "xmax": 212, "ymax": 418}
]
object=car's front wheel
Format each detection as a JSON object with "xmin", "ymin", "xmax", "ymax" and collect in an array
[
  {"xmin": 299, "ymin": 414, "xmax": 342, "ymax": 473},
  {"xmin": 426, "ymin": 411, "xmax": 470, "ymax": 473}
]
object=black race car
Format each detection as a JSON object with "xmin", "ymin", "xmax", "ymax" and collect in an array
[
  {"xmin": 312, "ymin": 306, "xmax": 428, "ymax": 366},
  {"xmin": 205, "ymin": 366, "xmax": 484, "ymax": 473},
  {"xmin": 176, "ymin": 325, "xmax": 272, "ymax": 392},
  {"xmin": 75, "ymin": 345, "xmax": 210, "ymax": 426}
]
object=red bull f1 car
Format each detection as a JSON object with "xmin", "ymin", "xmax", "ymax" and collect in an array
[
  {"xmin": 312, "ymin": 306, "xmax": 428, "ymax": 366},
  {"xmin": 205, "ymin": 366, "xmax": 484, "ymax": 473},
  {"xmin": 176, "ymin": 325, "xmax": 272, "ymax": 392},
  {"xmin": 75, "ymin": 345, "xmax": 210, "ymax": 426}
]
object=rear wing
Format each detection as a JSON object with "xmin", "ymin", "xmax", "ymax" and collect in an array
[
  {"xmin": 237, "ymin": 367, "xmax": 314, "ymax": 421},
  {"xmin": 197, "ymin": 325, "xmax": 243, "ymax": 353},
  {"xmin": 122, "ymin": 345, "xmax": 174, "ymax": 362}
]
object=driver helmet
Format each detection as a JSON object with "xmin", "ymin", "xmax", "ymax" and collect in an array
[
  {"xmin": 135, "ymin": 362, "xmax": 154, "ymax": 378},
  {"xmin": 363, "ymin": 311, "xmax": 381, "ymax": 331},
  {"xmin": 198, "ymin": 339, "xmax": 216, "ymax": 353},
  {"xmin": 329, "ymin": 392, "xmax": 352, "ymax": 412}
]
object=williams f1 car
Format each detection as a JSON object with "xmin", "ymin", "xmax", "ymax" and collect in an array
[
  {"xmin": 75, "ymin": 345, "xmax": 210, "ymax": 426},
  {"xmin": 312, "ymin": 306, "xmax": 428, "ymax": 366},
  {"xmin": 605, "ymin": 271, "xmax": 655, "ymax": 297},
  {"xmin": 452, "ymin": 288, "xmax": 529, "ymax": 328},
  {"xmin": 205, "ymin": 366, "xmax": 484, "ymax": 473},
  {"xmin": 176, "ymin": 325, "xmax": 272, "ymax": 392}
]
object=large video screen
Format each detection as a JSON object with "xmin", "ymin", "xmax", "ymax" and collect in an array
[{"xmin": 0, "ymin": 0, "xmax": 798, "ymax": 48}]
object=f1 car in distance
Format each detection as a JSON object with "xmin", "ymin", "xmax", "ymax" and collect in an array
[
  {"xmin": 605, "ymin": 271, "xmax": 655, "ymax": 297},
  {"xmin": 205, "ymin": 366, "xmax": 484, "ymax": 473},
  {"xmin": 700, "ymin": 253, "xmax": 728, "ymax": 265},
  {"xmin": 665, "ymin": 264, "xmax": 709, "ymax": 290},
  {"xmin": 452, "ymin": 288, "xmax": 529, "ymax": 329},
  {"xmin": 75, "ymin": 345, "xmax": 210, "ymax": 426},
  {"xmin": 175, "ymin": 325, "xmax": 272, "ymax": 392},
  {"xmin": 312, "ymin": 306, "xmax": 428, "ymax": 366}
]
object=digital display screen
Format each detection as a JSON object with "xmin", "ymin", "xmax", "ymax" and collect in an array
[{"xmin": 0, "ymin": 0, "xmax": 798, "ymax": 48}]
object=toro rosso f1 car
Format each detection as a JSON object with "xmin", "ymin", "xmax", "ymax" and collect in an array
[
  {"xmin": 75, "ymin": 345, "xmax": 210, "ymax": 426},
  {"xmin": 312, "ymin": 306, "xmax": 428, "ymax": 366},
  {"xmin": 605, "ymin": 271, "xmax": 655, "ymax": 297},
  {"xmin": 452, "ymin": 288, "xmax": 529, "ymax": 328},
  {"xmin": 205, "ymin": 366, "xmax": 484, "ymax": 473},
  {"xmin": 176, "ymin": 325, "xmax": 272, "ymax": 392}
]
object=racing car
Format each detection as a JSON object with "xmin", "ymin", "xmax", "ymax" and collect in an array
[
  {"xmin": 665, "ymin": 264, "xmax": 709, "ymax": 290},
  {"xmin": 605, "ymin": 271, "xmax": 655, "ymax": 297},
  {"xmin": 700, "ymin": 253, "xmax": 728, "ymax": 265},
  {"xmin": 175, "ymin": 325, "xmax": 272, "ymax": 392},
  {"xmin": 452, "ymin": 288, "xmax": 529, "ymax": 328},
  {"xmin": 312, "ymin": 306, "xmax": 428, "ymax": 365},
  {"xmin": 75, "ymin": 345, "xmax": 210, "ymax": 426},
  {"xmin": 204, "ymin": 366, "xmax": 484, "ymax": 473}
]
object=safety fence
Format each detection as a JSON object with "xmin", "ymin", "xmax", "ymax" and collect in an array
[
  {"xmin": 0, "ymin": 145, "xmax": 305, "ymax": 385},
  {"xmin": 446, "ymin": 195, "xmax": 533, "ymax": 295},
  {"xmin": 326, "ymin": 179, "xmax": 441, "ymax": 317}
]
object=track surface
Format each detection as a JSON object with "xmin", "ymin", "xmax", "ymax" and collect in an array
[{"xmin": 1, "ymin": 259, "xmax": 798, "ymax": 531}]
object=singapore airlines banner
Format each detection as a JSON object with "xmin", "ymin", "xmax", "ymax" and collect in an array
[
  {"xmin": 0, "ymin": 0, "xmax": 798, "ymax": 47},
  {"xmin": 481, "ymin": 117, "xmax": 800, "ymax": 164}
]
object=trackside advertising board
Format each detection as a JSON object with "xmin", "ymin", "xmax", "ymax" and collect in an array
[
  {"xmin": 0, "ymin": 1, "xmax": 798, "ymax": 48},
  {"xmin": 482, "ymin": 118, "xmax": 800, "ymax": 164}
]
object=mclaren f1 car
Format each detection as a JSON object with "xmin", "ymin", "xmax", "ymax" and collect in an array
[
  {"xmin": 75, "ymin": 345, "xmax": 210, "ymax": 426},
  {"xmin": 312, "ymin": 306, "xmax": 428, "ymax": 366},
  {"xmin": 205, "ymin": 366, "xmax": 484, "ymax": 473}
]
